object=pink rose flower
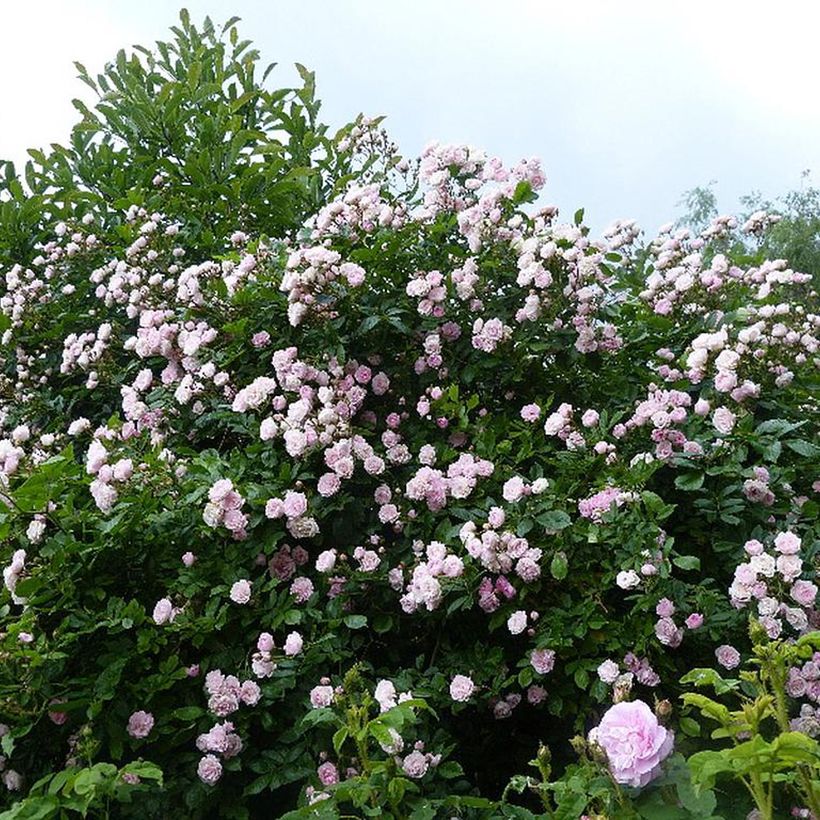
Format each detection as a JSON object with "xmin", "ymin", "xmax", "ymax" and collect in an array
[
  {"xmin": 265, "ymin": 497, "xmax": 285, "ymax": 518},
  {"xmin": 527, "ymin": 684, "xmax": 547, "ymax": 704},
  {"xmin": 317, "ymin": 761, "xmax": 339, "ymax": 785},
  {"xmin": 284, "ymin": 631, "xmax": 304, "ymax": 656},
  {"xmin": 290, "ymin": 577, "xmax": 314, "ymax": 603},
  {"xmin": 315, "ymin": 549, "xmax": 337, "ymax": 573},
  {"xmin": 597, "ymin": 660, "xmax": 620, "ymax": 684},
  {"xmin": 378, "ymin": 503, "xmax": 399, "ymax": 523},
  {"xmin": 197, "ymin": 754, "xmax": 222, "ymax": 785},
  {"xmin": 402, "ymin": 750, "xmax": 429, "ymax": 779},
  {"xmin": 371, "ymin": 372, "xmax": 390, "ymax": 395},
  {"xmin": 774, "ymin": 531, "xmax": 801, "ymax": 555},
  {"xmin": 230, "ymin": 580, "xmax": 252, "ymax": 604},
  {"xmin": 502, "ymin": 477, "xmax": 527, "ymax": 503},
  {"xmin": 487, "ymin": 506, "xmax": 505, "ymax": 528},
  {"xmin": 581, "ymin": 409, "xmax": 600, "ymax": 428},
  {"xmin": 240, "ymin": 680, "xmax": 261, "ymax": 706},
  {"xmin": 507, "ymin": 610, "xmax": 527, "ymax": 634},
  {"xmin": 127, "ymin": 710, "xmax": 154, "ymax": 739},
  {"xmin": 449, "ymin": 674, "xmax": 475, "ymax": 702},
  {"xmin": 588, "ymin": 700, "xmax": 673, "ymax": 787},
  {"xmin": 251, "ymin": 331, "xmax": 270, "ymax": 348},
  {"xmin": 777, "ymin": 554, "xmax": 803, "ymax": 582},
  {"xmin": 310, "ymin": 685, "xmax": 334, "ymax": 708},
  {"xmin": 792, "ymin": 580, "xmax": 818, "ymax": 607},
  {"xmin": 531, "ymin": 648, "xmax": 555, "ymax": 675},
  {"xmin": 654, "ymin": 617, "xmax": 683, "ymax": 648},
  {"xmin": 152, "ymin": 597, "xmax": 173, "ymax": 625},
  {"xmin": 685, "ymin": 613, "xmax": 704, "ymax": 629},
  {"xmin": 48, "ymin": 699, "xmax": 68, "ymax": 725},
  {"xmin": 715, "ymin": 644, "xmax": 741, "ymax": 669},
  {"xmin": 208, "ymin": 479, "xmax": 233, "ymax": 504},
  {"xmin": 2, "ymin": 770, "xmax": 22, "ymax": 791},
  {"xmin": 283, "ymin": 491, "xmax": 308, "ymax": 518},
  {"xmin": 655, "ymin": 598, "xmax": 675, "ymax": 618},
  {"xmin": 712, "ymin": 407, "xmax": 736, "ymax": 435},
  {"xmin": 317, "ymin": 472, "xmax": 341, "ymax": 497}
]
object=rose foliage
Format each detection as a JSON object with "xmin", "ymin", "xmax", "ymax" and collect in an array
[{"xmin": 0, "ymin": 11, "xmax": 818, "ymax": 820}]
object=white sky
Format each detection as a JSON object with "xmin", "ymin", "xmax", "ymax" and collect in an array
[{"xmin": 2, "ymin": 0, "xmax": 819, "ymax": 233}]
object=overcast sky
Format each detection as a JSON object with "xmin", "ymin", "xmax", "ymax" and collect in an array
[{"xmin": 2, "ymin": 1, "xmax": 819, "ymax": 233}]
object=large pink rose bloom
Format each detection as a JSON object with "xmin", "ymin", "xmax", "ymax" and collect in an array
[{"xmin": 588, "ymin": 700, "xmax": 673, "ymax": 787}]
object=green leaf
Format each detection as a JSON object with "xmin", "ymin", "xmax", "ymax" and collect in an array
[
  {"xmin": 358, "ymin": 315, "xmax": 381, "ymax": 333},
  {"xmin": 368, "ymin": 720, "xmax": 397, "ymax": 747},
  {"xmin": 755, "ymin": 418, "xmax": 803, "ymax": 436},
  {"xmin": 121, "ymin": 761, "xmax": 163, "ymax": 784},
  {"xmin": 332, "ymin": 726, "xmax": 348, "ymax": 756},
  {"xmin": 171, "ymin": 706, "xmax": 203, "ymax": 721},
  {"xmin": 681, "ymin": 693, "xmax": 732, "ymax": 726},
  {"xmin": 538, "ymin": 510, "xmax": 572, "ymax": 531},
  {"xmin": 511, "ymin": 180, "xmax": 535, "ymax": 205},
  {"xmin": 517, "ymin": 666, "xmax": 533, "ymax": 687},
  {"xmin": 550, "ymin": 551, "xmax": 568, "ymax": 580},
  {"xmin": 679, "ymin": 716, "xmax": 701, "ymax": 737},
  {"xmin": 0, "ymin": 794, "xmax": 61, "ymax": 819},
  {"xmin": 73, "ymin": 763, "xmax": 117, "ymax": 795},
  {"xmin": 93, "ymin": 656, "xmax": 129, "ymax": 702},
  {"xmin": 680, "ymin": 668, "xmax": 741, "ymax": 695},
  {"xmin": 771, "ymin": 731, "xmax": 820, "ymax": 766},
  {"xmin": 785, "ymin": 439, "xmax": 820, "ymax": 458},
  {"xmin": 344, "ymin": 614, "xmax": 367, "ymax": 630},
  {"xmin": 516, "ymin": 517, "xmax": 534, "ymax": 536},
  {"xmin": 1, "ymin": 735, "xmax": 13, "ymax": 757},
  {"xmin": 672, "ymin": 555, "xmax": 700, "ymax": 571},
  {"xmin": 372, "ymin": 614, "xmax": 393, "ymax": 633},
  {"xmin": 762, "ymin": 440, "xmax": 782, "ymax": 462},
  {"xmin": 437, "ymin": 761, "xmax": 463, "ymax": 779},
  {"xmin": 686, "ymin": 749, "xmax": 736, "ymax": 791},
  {"xmin": 674, "ymin": 472, "xmax": 704, "ymax": 491},
  {"xmin": 300, "ymin": 708, "xmax": 338, "ymax": 729},
  {"xmin": 674, "ymin": 765, "xmax": 717, "ymax": 816},
  {"xmin": 387, "ymin": 777, "xmax": 409, "ymax": 805}
]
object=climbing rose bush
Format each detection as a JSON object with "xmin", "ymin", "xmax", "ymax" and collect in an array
[{"xmin": 0, "ymin": 11, "xmax": 818, "ymax": 820}]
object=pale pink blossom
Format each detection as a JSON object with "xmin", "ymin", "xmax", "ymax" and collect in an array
[
  {"xmin": 284, "ymin": 631, "xmax": 304, "ymax": 656},
  {"xmin": 310, "ymin": 685, "xmax": 334, "ymax": 708},
  {"xmin": 230, "ymin": 580, "xmax": 252, "ymax": 604},
  {"xmin": 449, "ymin": 674, "xmax": 475, "ymax": 702},
  {"xmin": 197, "ymin": 754, "xmax": 222, "ymax": 785},
  {"xmin": 715, "ymin": 645, "xmax": 741, "ymax": 669},
  {"xmin": 597, "ymin": 660, "xmax": 620, "ymax": 684},
  {"xmin": 507, "ymin": 610, "xmax": 527, "ymax": 634},
  {"xmin": 531, "ymin": 648, "xmax": 555, "ymax": 675},
  {"xmin": 127, "ymin": 710, "xmax": 154, "ymax": 739},
  {"xmin": 588, "ymin": 700, "xmax": 673, "ymax": 787}
]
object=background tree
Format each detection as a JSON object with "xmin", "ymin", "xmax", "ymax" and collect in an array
[{"xmin": 677, "ymin": 172, "xmax": 820, "ymax": 284}]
